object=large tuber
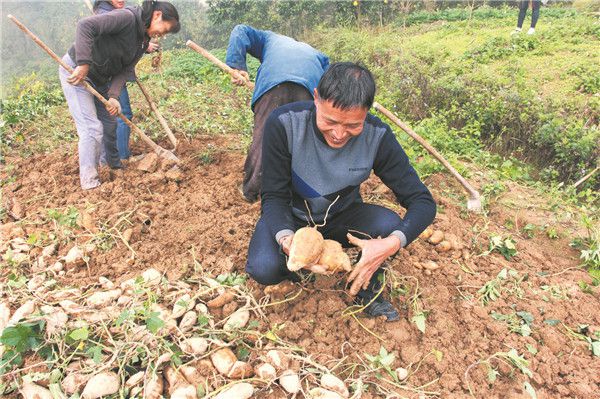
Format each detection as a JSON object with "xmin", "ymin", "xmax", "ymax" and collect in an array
[{"xmin": 287, "ymin": 227, "xmax": 324, "ymax": 271}]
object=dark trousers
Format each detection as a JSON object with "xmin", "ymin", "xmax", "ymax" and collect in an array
[
  {"xmin": 517, "ymin": 0, "xmax": 540, "ymax": 29},
  {"xmin": 242, "ymin": 82, "xmax": 313, "ymax": 201},
  {"xmin": 246, "ymin": 202, "xmax": 403, "ymax": 297}
]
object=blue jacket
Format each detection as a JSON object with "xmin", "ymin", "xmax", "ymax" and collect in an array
[{"xmin": 225, "ymin": 25, "xmax": 329, "ymax": 109}]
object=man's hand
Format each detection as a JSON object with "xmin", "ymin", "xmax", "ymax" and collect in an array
[
  {"xmin": 66, "ymin": 64, "xmax": 90, "ymax": 85},
  {"xmin": 346, "ymin": 233, "xmax": 401, "ymax": 296},
  {"xmin": 146, "ymin": 41, "xmax": 160, "ymax": 53},
  {"xmin": 106, "ymin": 98, "xmax": 122, "ymax": 116},
  {"xmin": 231, "ymin": 69, "xmax": 250, "ymax": 86},
  {"xmin": 279, "ymin": 233, "xmax": 294, "ymax": 256}
]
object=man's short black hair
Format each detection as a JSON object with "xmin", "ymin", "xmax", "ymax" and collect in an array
[{"xmin": 316, "ymin": 62, "xmax": 376, "ymax": 110}]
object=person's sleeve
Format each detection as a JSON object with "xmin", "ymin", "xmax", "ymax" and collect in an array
[
  {"xmin": 225, "ymin": 24, "xmax": 267, "ymax": 72},
  {"xmin": 74, "ymin": 10, "xmax": 133, "ymax": 66},
  {"xmin": 373, "ymin": 126, "xmax": 437, "ymax": 247},
  {"xmin": 261, "ymin": 112, "xmax": 295, "ymax": 242},
  {"xmin": 107, "ymin": 67, "xmax": 132, "ymax": 99}
]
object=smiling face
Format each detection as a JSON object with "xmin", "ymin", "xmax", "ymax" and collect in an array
[
  {"xmin": 314, "ymin": 89, "xmax": 368, "ymax": 149},
  {"xmin": 110, "ymin": 0, "xmax": 125, "ymax": 8},
  {"xmin": 146, "ymin": 11, "xmax": 176, "ymax": 38}
]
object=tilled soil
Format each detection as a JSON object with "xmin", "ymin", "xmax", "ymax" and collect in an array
[{"xmin": 2, "ymin": 135, "xmax": 599, "ymax": 398}]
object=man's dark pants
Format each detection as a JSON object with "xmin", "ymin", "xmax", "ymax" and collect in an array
[
  {"xmin": 246, "ymin": 203, "xmax": 403, "ymax": 298},
  {"xmin": 242, "ymin": 82, "xmax": 313, "ymax": 201}
]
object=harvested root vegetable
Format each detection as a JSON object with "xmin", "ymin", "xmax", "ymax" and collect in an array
[
  {"xmin": 81, "ymin": 372, "xmax": 119, "ymax": 399},
  {"xmin": 179, "ymin": 311, "xmax": 197, "ymax": 332},
  {"xmin": 172, "ymin": 294, "xmax": 193, "ymax": 318},
  {"xmin": 59, "ymin": 300, "xmax": 84, "ymax": 315},
  {"xmin": 309, "ymin": 387, "xmax": 345, "ymax": 399},
  {"xmin": 8, "ymin": 300, "xmax": 35, "ymax": 325},
  {"xmin": 446, "ymin": 233, "xmax": 463, "ymax": 251},
  {"xmin": 143, "ymin": 372, "xmax": 164, "ymax": 399},
  {"xmin": 264, "ymin": 280, "xmax": 296, "ymax": 297},
  {"xmin": 210, "ymin": 348, "xmax": 237, "ymax": 375},
  {"xmin": 181, "ymin": 337, "xmax": 209, "ymax": 355},
  {"xmin": 422, "ymin": 261, "xmax": 441, "ymax": 271},
  {"xmin": 64, "ymin": 245, "xmax": 85, "ymax": 267},
  {"xmin": 0, "ymin": 302, "xmax": 10, "ymax": 332},
  {"xmin": 266, "ymin": 349, "xmax": 289, "ymax": 370},
  {"xmin": 179, "ymin": 366, "xmax": 206, "ymax": 388},
  {"xmin": 255, "ymin": 363, "xmax": 277, "ymax": 380},
  {"xmin": 321, "ymin": 374, "xmax": 349, "ymax": 398},
  {"xmin": 44, "ymin": 307, "xmax": 69, "ymax": 336},
  {"xmin": 396, "ymin": 367, "xmax": 409, "ymax": 380},
  {"xmin": 224, "ymin": 308, "xmax": 250, "ymax": 331},
  {"xmin": 170, "ymin": 385, "xmax": 196, "ymax": 399},
  {"xmin": 436, "ymin": 240, "xmax": 453, "ymax": 252},
  {"xmin": 125, "ymin": 371, "xmax": 145, "ymax": 388},
  {"xmin": 141, "ymin": 268, "xmax": 162, "ymax": 286},
  {"xmin": 117, "ymin": 295, "xmax": 132, "ymax": 306},
  {"xmin": 214, "ymin": 382, "xmax": 254, "ymax": 399},
  {"xmin": 207, "ymin": 291, "xmax": 235, "ymax": 308},
  {"xmin": 79, "ymin": 211, "xmax": 95, "ymax": 231},
  {"xmin": 419, "ymin": 227, "xmax": 434, "ymax": 240},
  {"xmin": 156, "ymin": 352, "xmax": 173, "ymax": 367},
  {"xmin": 27, "ymin": 275, "xmax": 45, "ymax": 291},
  {"xmin": 86, "ymin": 289, "xmax": 122, "ymax": 308},
  {"xmin": 165, "ymin": 365, "xmax": 191, "ymax": 394},
  {"xmin": 287, "ymin": 227, "xmax": 324, "ymax": 271},
  {"xmin": 20, "ymin": 382, "xmax": 53, "ymax": 399},
  {"xmin": 279, "ymin": 370, "xmax": 301, "ymax": 394},
  {"xmin": 123, "ymin": 228, "xmax": 133, "ymax": 243},
  {"xmin": 98, "ymin": 276, "xmax": 114, "ymax": 289},
  {"xmin": 222, "ymin": 301, "xmax": 239, "ymax": 317},
  {"xmin": 318, "ymin": 240, "xmax": 351, "ymax": 273},
  {"xmin": 42, "ymin": 242, "xmax": 58, "ymax": 257},
  {"xmin": 62, "ymin": 373, "xmax": 91, "ymax": 395},
  {"xmin": 150, "ymin": 304, "xmax": 177, "ymax": 334},
  {"xmin": 227, "ymin": 361, "xmax": 254, "ymax": 379},
  {"xmin": 428, "ymin": 230, "xmax": 444, "ymax": 245}
]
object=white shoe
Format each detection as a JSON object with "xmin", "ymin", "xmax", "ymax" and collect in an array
[
  {"xmin": 511, "ymin": 28, "xmax": 522, "ymax": 36},
  {"xmin": 527, "ymin": 27, "xmax": 535, "ymax": 35}
]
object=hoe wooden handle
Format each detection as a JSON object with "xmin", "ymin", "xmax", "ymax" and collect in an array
[
  {"xmin": 135, "ymin": 78, "xmax": 178, "ymax": 149},
  {"xmin": 186, "ymin": 40, "xmax": 255, "ymax": 90},
  {"xmin": 373, "ymin": 102, "xmax": 482, "ymax": 211}
]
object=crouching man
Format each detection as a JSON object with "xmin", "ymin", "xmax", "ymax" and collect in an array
[{"xmin": 246, "ymin": 62, "xmax": 436, "ymax": 321}]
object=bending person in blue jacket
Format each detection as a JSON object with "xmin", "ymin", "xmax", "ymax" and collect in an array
[
  {"xmin": 225, "ymin": 24, "xmax": 329, "ymax": 203},
  {"xmin": 246, "ymin": 63, "xmax": 437, "ymax": 322}
]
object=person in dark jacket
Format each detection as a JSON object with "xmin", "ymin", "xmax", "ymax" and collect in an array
[
  {"xmin": 246, "ymin": 63, "xmax": 437, "ymax": 322},
  {"xmin": 93, "ymin": 0, "xmax": 160, "ymax": 160},
  {"xmin": 59, "ymin": 0, "xmax": 179, "ymax": 189},
  {"xmin": 225, "ymin": 24, "xmax": 329, "ymax": 203}
]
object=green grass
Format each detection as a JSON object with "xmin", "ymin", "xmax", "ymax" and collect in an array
[{"xmin": 306, "ymin": 8, "xmax": 598, "ymax": 190}]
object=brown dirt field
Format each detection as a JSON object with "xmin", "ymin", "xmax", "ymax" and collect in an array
[{"xmin": 1, "ymin": 134, "xmax": 599, "ymax": 398}]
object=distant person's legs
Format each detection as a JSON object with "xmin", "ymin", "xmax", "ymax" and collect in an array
[
  {"xmin": 514, "ymin": 0, "xmax": 529, "ymax": 33},
  {"xmin": 528, "ymin": 0, "xmax": 541, "ymax": 34},
  {"xmin": 241, "ymin": 82, "xmax": 312, "ymax": 203}
]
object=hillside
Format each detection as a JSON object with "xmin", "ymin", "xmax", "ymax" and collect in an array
[{"xmin": 1, "ymin": 7, "xmax": 599, "ymax": 399}]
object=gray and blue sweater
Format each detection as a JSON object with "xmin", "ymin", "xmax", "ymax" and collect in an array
[{"xmin": 261, "ymin": 101, "xmax": 437, "ymax": 248}]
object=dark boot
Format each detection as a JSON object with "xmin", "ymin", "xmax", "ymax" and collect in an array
[{"xmin": 355, "ymin": 268, "xmax": 399, "ymax": 322}]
